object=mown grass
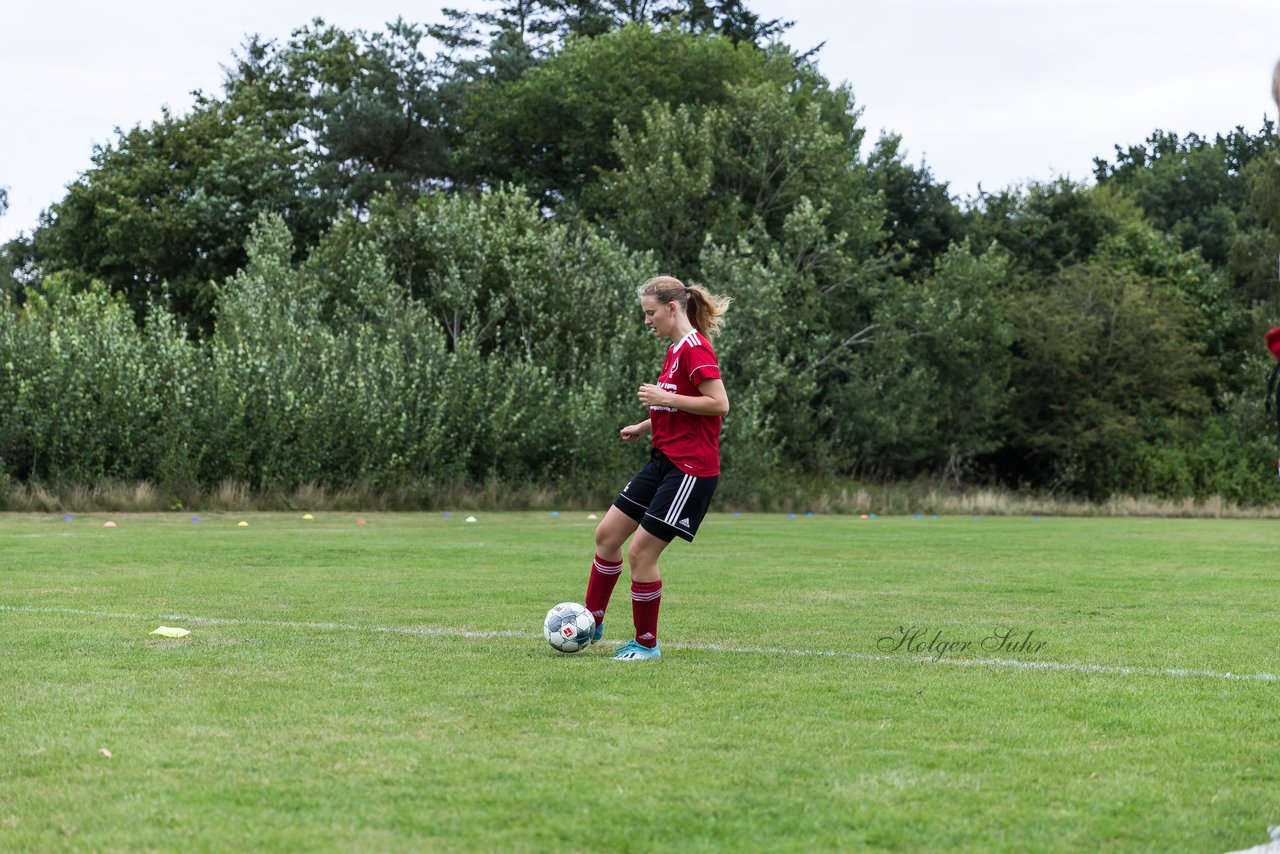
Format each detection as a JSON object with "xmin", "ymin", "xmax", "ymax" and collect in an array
[{"xmin": 1, "ymin": 512, "xmax": 1278, "ymax": 851}]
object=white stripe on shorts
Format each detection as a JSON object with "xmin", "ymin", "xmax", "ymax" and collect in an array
[
  {"xmin": 616, "ymin": 491, "xmax": 646, "ymax": 509},
  {"xmin": 664, "ymin": 474, "xmax": 696, "ymax": 526}
]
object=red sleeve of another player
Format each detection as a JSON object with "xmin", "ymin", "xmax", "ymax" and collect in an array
[{"xmin": 685, "ymin": 344, "xmax": 721, "ymax": 385}]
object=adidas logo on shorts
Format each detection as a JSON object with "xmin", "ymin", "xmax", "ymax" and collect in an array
[{"xmin": 679, "ymin": 518, "xmax": 690, "ymax": 527}]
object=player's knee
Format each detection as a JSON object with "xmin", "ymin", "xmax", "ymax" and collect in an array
[
  {"xmin": 595, "ymin": 521, "xmax": 624, "ymax": 554},
  {"xmin": 626, "ymin": 535, "xmax": 658, "ymax": 566}
]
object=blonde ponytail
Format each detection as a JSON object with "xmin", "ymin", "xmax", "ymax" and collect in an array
[{"xmin": 637, "ymin": 275, "xmax": 732, "ymax": 338}]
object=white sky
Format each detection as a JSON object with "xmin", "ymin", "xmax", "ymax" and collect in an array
[{"xmin": 2, "ymin": 0, "xmax": 1279, "ymax": 243}]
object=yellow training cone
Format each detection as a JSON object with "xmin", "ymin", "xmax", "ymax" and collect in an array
[
  {"xmin": 302, "ymin": 514, "xmax": 315, "ymax": 520},
  {"xmin": 238, "ymin": 521, "xmax": 249, "ymax": 527}
]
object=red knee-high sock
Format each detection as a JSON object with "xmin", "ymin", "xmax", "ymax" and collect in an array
[
  {"xmin": 584, "ymin": 554, "xmax": 623, "ymax": 625},
  {"xmin": 631, "ymin": 580, "xmax": 662, "ymax": 648}
]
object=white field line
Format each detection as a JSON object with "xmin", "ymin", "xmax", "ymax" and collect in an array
[
  {"xmin": 3, "ymin": 603, "xmax": 1278, "ymax": 684},
  {"xmin": 0, "ymin": 604, "xmax": 530, "ymax": 639}
]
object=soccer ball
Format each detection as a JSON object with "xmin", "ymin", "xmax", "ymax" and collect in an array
[{"xmin": 544, "ymin": 602, "xmax": 596, "ymax": 653}]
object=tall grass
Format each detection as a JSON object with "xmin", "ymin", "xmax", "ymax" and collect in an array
[{"xmin": 4, "ymin": 477, "xmax": 1279, "ymax": 518}]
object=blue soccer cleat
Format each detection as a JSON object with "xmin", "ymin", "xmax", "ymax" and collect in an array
[
  {"xmin": 590, "ymin": 620, "xmax": 604, "ymax": 644},
  {"xmin": 612, "ymin": 640, "xmax": 662, "ymax": 661}
]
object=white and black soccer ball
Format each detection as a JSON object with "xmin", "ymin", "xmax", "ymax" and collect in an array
[{"xmin": 544, "ymin": 602, "xmax": 596, "ymax": 653}]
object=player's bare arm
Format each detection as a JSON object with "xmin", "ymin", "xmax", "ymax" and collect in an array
[
  {"xmin": 619, "ymin": 419, "xmax": 651, "ymax": 441},
  {"xmin": 636, "ymin": 378, "xmax": 729, "ymax": 417}
]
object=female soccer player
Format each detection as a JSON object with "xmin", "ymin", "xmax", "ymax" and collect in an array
[{"xmin": 583, "ymin": 275, "xmax": 732, "ymax": 661}]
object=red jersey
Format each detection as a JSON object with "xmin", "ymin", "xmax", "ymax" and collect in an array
[{"xmin": 649, "ymin": 330, "xmax": 722, "ymax": 477}]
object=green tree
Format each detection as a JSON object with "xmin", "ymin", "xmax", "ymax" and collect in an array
[
  {"xmin": 0, "ymin": 279, "xmax": 200, "ymax": 485},
  {"xmin": 32, "ymin": 97, "xmax": 324, "ymax": 329},
  {"xmin": 302, "ymin": 187, "xmax": 658, "ymax": 485},
  {"xmin": 269, "ymin": 20, "xmax": 457, "ymax": 208},
  {"xmin": 835, "ymin": 243, "xmax": 1012, "ymax": 479},
  {"xmin": 1093, "ymin": 123, "xmax": 1276, "ymax": 275},
  {"xmin": 965, "ymin": 179, "xmax": 1126, "ymax": 278},
  {"xmin": 0, "ymin": 188, "xmax": 20, "ymax": 302},
  {"xmin": 998, "ymin": 261, "xmax": 1211, "ymax": 496},
  {"xmin": 1093, "ymin": 205, "xmax": 1249, "ymax": 394},
  {"xmin": 472, "ymin": 1, "xmax": 791, "ymax": 45},
  {"xmin": 867, "ymin": 133, "xmax": 963, "ymax": 281},
  {"xmin": 431, "ymin": 1, "xmax": 568, "ymax": 81},
  {"xmin": 587, "ymin": 40, "xmax": 880, "ymax": 282},
  {"xmin": 0, "ymin": 235, "xmax": 35, "ymax": 305},
  {"xmin": 599, "ymin": 69, "xmax": 873, "ymax": 273},
  {"xmin": 1226, "ymin": 153, "xmax": 1280, "ymax": 304},
  {"xmin": 26, "ymin": 19, "xmax": 457, "ymax": 330},
  {"xmin": 647, "ymin": 0, "xmax": 791, "ymax": 44},
  {"xmin": 455, "ymin": 24, "xmax": 768, "ymax": 207}
]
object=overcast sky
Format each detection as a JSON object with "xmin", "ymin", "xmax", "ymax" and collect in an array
[{"xmin": 3, "ymin": 1, "xmax": 1279, "ymax": 243}]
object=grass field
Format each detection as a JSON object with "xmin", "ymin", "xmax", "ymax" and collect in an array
[{"xmin": 2, "ymin": 511, "xmax": 1278, "ymax": 852}]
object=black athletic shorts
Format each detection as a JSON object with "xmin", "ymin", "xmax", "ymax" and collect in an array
[{"xmin": 613, "ymin": 447, "xmax": 719, "ymax": 543}]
